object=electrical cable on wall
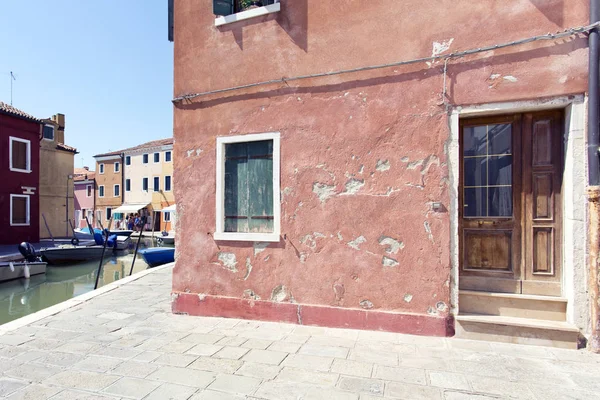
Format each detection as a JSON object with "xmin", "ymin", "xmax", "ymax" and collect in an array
[{"xmin": 173, "ymin": 22, "xmax": 600, "ymax": 103}]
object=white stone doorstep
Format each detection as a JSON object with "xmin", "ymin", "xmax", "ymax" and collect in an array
[{"xmin": 0, "ymin": 262, "xmax": 174, "ymax": 335}]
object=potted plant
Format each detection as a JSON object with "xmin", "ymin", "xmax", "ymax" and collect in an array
[{"xmin": 239, "ymin": 0, "xmax": 263, "ymax": 11}]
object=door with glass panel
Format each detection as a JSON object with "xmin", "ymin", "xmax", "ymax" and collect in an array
[{"xmin": 459, "ymin": 112, "xmax": 562, "ymax": 296}]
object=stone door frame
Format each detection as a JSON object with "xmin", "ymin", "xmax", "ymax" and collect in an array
[{"xmin": 448, "ymin": 95, "xmax": 589, "ymax": 334}]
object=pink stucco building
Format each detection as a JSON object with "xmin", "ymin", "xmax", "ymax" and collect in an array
[
  {"xmin": 74, "ymin": 168, "xmax": 95, "ymax": 229},
  {"xmin": 169, "ymin": 0, "xmax": 600, "ymax": 349}
]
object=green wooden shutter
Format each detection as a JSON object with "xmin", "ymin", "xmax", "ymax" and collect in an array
[
  {"xmin": 224, "ymin": 140, "xmax": 273, "ymax": 233},
  {"xmin": 248, "ymin": 140, "xmax": 274, "ymax": 233},
  {"xmin": 214, "ymin": 0, "xmax": 234, "ymax": 15}
]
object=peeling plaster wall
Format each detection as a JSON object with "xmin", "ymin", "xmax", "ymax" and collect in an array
[{"xmin": 172, "ymin": 0, "xmax": 589, "ymax": 331}]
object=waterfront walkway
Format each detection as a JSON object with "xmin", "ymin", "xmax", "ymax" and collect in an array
[{"xmin": 0, "ymin": 266, "xmax": 598, "ymax": 399}]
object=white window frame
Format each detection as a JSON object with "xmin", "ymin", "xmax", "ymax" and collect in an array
[
  {"xmin": 99, "ymin": 163, "xmax": 105, "ymax": 174},
  {"xmin": 106, "ymin": 207, "xmax": 112, "ymax": 221},
  {"xmin": 153, "ymin": 176, "xmax": 160, "ymax": 192},
  {"xmin": 10, "ymin": 194, "xmax": 30, "ymax": 226},
  {"xmin": 114, "ymin": 184, "xmax": 120, "ymax": 197},
  {"xmin": 42, "ymin": 124, "xmax": 55, "ymax": 141},
  {"xmin": 143, "ymin": 177, "xmax": 149, "ymax": 191},
  {"xmin": 86, "ymin": 184, "xmax": 92, "ymax": 198},
  {"xmin": 165, "ymin": 151, "xmax": 172, "ymax": 163},
  {"xmin": 143, "ymin": 154, "xmax": 149, "ymax": 164},
  {"xmin": 9, "ymin": 136, "xmax": 31, "ymax": 173},
  {"xmin": 215, "ymin": 132, "xmax": 280, "ymax": 242},
  {"xmin": 164, "ymin": 211, "xmax": 171, "ymax": 222},
  {"xmin": 153, "ymin": 152, "xmax": 160, "ymax": 163},
  {"xmin": 215, "ymin": 1, "xmax": 281, "ymax": 27},
  {"xmin": 125, "ymin": 178, "xmax": 131, "ymax": 192},
  {"xmin": 114, "ymin": 162, "xmax": 120, "ymax": 173},
  {"xmin": 125, "ymin": 155, "xmax": 131, "ymax": 165},
  {"xmin": 98, "ymin": 185, "xmax": 105, "ymax": 198},
  {"xmin": 164, "ymin": 175, "xmax": 172, "ymax": 192}
]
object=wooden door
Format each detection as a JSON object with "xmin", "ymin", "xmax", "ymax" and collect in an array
[{"xmin": 459, "ymin": 111, "xmax": 563, "ymax": 296}]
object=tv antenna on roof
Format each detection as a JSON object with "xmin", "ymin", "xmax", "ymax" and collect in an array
[{"xmin": 10, "ymin": 71, "xmax": 16, "ymax": 105}]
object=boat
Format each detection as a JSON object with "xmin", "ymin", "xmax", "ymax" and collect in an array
[
  {"xmin": 41, "ymin": 246, "xmax": 107, "ymax": 265},
  {"xmin": 74, "ymin": 228, "xmax": 133, "ymax": 241},
  {"xmin": 157, "ymin": 231, "xmax": 175, "ymax": 245},
  {"xmin": 0, "ymin": 262, "xmax": 46, "ymax": 282},
  {"xmin": 114, "ymin": 236, "xmax": 132, "ymax": 251},
  {"xmin": 138, "ymin": 247, "xmax": 175, "ymax": 267},
  {"xmin": 40, "ymin": 235, "xmax": 130, "ymax": 264}
]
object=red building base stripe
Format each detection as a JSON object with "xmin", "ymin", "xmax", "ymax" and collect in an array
[{"xmin": 172, "ymin": 292, "xmax": 454, "ymax": 337}]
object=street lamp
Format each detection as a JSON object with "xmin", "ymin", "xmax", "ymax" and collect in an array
[{"xmin": 66, "ymin": 174, "xmax": 73, "ymax": 236}]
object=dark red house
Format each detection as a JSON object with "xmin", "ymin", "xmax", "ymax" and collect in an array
[{"xmin": 0, "ymin": 102, "xmax": 41, "ymax": 244}]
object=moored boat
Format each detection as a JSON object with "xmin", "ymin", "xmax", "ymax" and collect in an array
[
  {"xmin": 0, "ymin": 262, "xmax": 47, "ymax": 282},
  {"xmin": 138, "ymin": 247, "xmax": 175, "ymax": 267},
  {"xmin": 41, "ymin": 246, "xmax": 106, "ymax": 265}
]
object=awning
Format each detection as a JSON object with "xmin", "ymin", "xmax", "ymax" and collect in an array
[
  {"xmin": 113, "ymin": 203, "xmax": 150, "ymax": 213},
  {"xmin": 162, "ymin": 204, "xmax": 176, "ymax": 213}
]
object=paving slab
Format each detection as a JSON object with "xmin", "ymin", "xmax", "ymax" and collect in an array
[{"xmin": 0, "ymin": 264, "xmax": 597, "ymax": 400}]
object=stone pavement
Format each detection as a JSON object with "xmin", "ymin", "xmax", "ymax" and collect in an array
[{"xmin": 0, "ymin": 266, "xmax": 599, "ymax": 400}]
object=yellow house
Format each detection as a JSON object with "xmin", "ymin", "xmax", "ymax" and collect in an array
[{"xmin": 39, "ymin": 113, "xmax": 77, "ymax": 238}]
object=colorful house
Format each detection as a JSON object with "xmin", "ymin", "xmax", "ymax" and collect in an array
[
  {"xmin": 93, "ymin": 151, "xmax": 123, "ymax": 229},
  {"xmin": 169, "ymin": 0, "xmax": 600, "ymax": 349},
  {"xmin": 39, "ymin": 113, "xmax": 78, "ymax": 238},
  {"xmin": 119, "ymin": 138, "xmax": 174, "ymax": 231},
  {"xmin": 0, "ymin": 102, "xmax": 41, "ymax": 244},
  {"xmin": 73, "ymin": 167, "xmax": 95, "ymax": 229}
]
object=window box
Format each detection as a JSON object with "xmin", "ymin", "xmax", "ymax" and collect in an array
[
  {"xmin": 214, "ymin": 0, "xmax": 280, "ymax": 27},
  {"xmin": 9, "ymin": 136, "xmax": 31, "ymax": 173},
  {"xmin": 215, "ymin": 132, "xmax": 280, "ymax": 242}
]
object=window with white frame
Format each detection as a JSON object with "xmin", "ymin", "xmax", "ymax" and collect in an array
[
  {"xmin": 164, "ymin": 212, "xmax": 171, "ymax": 222},
  {"xmin": 126, "ymin": 179, "xmax": 131, "ymax": 192},
  {"xmin": 143, "ymin": 154, "xmax": 149, "ymax": 164},
  {"xmin": 165, "ymin": 151, "xmax": 172, "ymax": 162},
  {"xmin": 99, "ymin": 185, "xmax": 105, "ymax": 197},
  {"xmin": 86, "ymin": 185, "xmax": 92, "ymax": 197},
  {"xmin": 154, "ymin": 152, "xmax": 160, "ymax": 163},
  {"xmin": 9, "ymin": 136, "xmax": 31, "ymax": 173},
  {"xmin": 42, "ymin": 125, "xmax": 55, "ymax": 140},
  {"xmin": 99, "ymin": 163, "xmax": 105, "ymax": 174},
  {"xmin": 10, "ymin": 194, "xmax": 30, "ymax": 226},
  {"xmin": 153, "ymin": 177, "xmax": 160, "ymax": 192},
  {"xmin": 114, "ymin": 184, "xmax": 120, "ymax": 197},
  {"xmin": 114, "ymin": 162, "xmax": 120, "ymax": 173},
  {"xmin": 125, "ymin": 155, "xmax": 131, "ymax": 165},
  {"xmin": 215, "ymin": 132, "xmax": 280, "ymax": 242},
  {"xmin": 165, "ymin": 175, "xmax": 172, "ymax": 191}
]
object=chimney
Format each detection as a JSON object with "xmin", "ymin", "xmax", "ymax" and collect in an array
[
  {"xmin": 53, "ymin": 113, "xmax": 65, "ymax": 143},
  {"xmin": 84, "ymin": 166, "xmax": 89, "ymax": 171}
]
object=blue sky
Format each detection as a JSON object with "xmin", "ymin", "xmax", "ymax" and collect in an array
[{"xmin": 0, "ymin": 1, "xmax": 173, "ymax": 169}]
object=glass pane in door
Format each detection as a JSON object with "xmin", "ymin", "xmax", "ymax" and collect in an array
[{"xmin": 463, "ymin": 124, "xmax": 513, "ymax": 217}]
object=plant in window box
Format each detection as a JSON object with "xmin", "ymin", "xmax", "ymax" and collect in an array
[{"xmin": 239, "ymin": 0, "xmax": 263, "ymax": 11}]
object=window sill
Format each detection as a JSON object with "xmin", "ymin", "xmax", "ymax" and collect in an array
[
  {"xmin": 9, "ymin": 168, "xmax": 31, "ymax": 174},
  {"xmin": 213, "ymin": 232, "xmax": 280, "ymax": 242},
  {"xmin": 215, "ymin": 3, "xmax": 280, "ymax": 27}
]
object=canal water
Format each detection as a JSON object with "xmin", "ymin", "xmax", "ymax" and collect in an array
[{"xmin": 0, "ymin": 238, "xmax": 169, "ymax": 325}]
